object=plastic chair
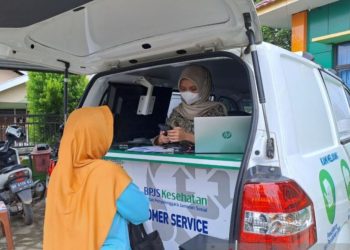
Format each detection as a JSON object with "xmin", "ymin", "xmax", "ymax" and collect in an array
[{"xmin": 0, "ymin": 201, "xmax": 14, "ymax": 250}]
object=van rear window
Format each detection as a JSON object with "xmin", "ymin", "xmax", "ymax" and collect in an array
[
  {"xmin": 83, "ymin": 56, "xmax": 253, "ymax": 154},
  {"xmin": 322, "ymin": 72, "xmax": 350, "ymax": 136}
]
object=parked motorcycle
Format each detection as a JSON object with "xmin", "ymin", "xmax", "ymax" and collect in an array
[{"xmin": 0, "ymin": 125, "xmax": 45, "ymax": 225}]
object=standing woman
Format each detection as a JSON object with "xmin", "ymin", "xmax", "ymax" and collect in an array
[
  {"xmin": 43, "ymin": 106, "xmax": 149, "ymax": 250},
  {"xmin": 155, "ymin": 65, "xmax": 227, "ymax": 145}
]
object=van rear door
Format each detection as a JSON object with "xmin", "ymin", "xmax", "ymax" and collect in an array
[{"xmin": 0, "ymin": 0, "xmax": 261, "ymax": 74}]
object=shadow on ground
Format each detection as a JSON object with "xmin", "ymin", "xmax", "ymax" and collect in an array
[{"xmin": 0, "ymin": 200, "xmax": 44, "ymax": 250}]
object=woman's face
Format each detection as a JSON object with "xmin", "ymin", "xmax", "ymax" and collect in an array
[{"xmin": 179, "ymin": 79, "xmax": 198, "ymax": 93}]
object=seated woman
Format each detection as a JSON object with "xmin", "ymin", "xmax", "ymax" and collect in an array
[{"xmin": 155, "ymin": 65, "xmax": 227, "ymax": 145}]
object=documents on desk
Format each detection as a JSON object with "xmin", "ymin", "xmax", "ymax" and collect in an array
[{"xmin": 127, "ymin": 146, "xmax": 174, "ymax": 153}]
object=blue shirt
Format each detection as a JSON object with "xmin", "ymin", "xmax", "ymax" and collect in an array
[{"xmin": 101, "ymin": 183, "xmax": 149, "ymax": 250}]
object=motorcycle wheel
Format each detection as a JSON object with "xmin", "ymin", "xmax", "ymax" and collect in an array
[{"xmin": 23, "ymin": 204, "xmax": 34, "ymax": 225}]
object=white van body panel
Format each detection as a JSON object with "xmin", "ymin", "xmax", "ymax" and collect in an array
[
  {"xmin": 238, "ymin": 52, "xmax": 281, "ymax": 167},
  {"xmin": 250, "ymin": 43, "xmax": 350, "ymax": 248}
]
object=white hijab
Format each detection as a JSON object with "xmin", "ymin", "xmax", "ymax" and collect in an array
[{"xmin": 175, "ymin": 65, "xmax": 226, "ymax": 120}]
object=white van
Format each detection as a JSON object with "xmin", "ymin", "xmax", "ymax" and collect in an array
[{"xmin": 1, "ymin": 0, "xmax": 350, "ymax": 249}]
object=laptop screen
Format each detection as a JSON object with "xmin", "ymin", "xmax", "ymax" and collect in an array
[{"xmin": 194, "ymin": 116, "xmax": 251, "ymax": 154}]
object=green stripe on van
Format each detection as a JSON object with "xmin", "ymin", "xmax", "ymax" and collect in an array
[{"xmin": 105, "ymin": 150, "xmax": 242, "ymax": 170}]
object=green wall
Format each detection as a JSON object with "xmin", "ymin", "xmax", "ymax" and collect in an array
[{"xmin": 308, "ymin": 0, "xmax": 350, "ymax": 68}]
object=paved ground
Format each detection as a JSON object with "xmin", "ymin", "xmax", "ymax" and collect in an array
[{"xmin": 0, "ymin": 200, "xmax": 45, "ymax": 249}]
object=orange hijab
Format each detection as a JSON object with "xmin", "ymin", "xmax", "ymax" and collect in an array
[{"xmin": 43, "ymin": 106, "xmax": 131, "ymax": 250}]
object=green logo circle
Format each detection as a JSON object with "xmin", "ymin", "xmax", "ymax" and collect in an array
[
  {"xmin": 222, "ymin": 131, "xmax": 232, "ymax": 139},
  {"xmin": 340, "ymin": 159, "xmax": 350, "ymax": 201},
  {"xmin": 319, "ymin": 169, "xmax": 336, "ymax": 224}
]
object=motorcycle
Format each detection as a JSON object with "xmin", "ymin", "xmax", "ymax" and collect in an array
[{"xmin": 0, "ymin": 125, "xmax": 46, "ymax": 225}]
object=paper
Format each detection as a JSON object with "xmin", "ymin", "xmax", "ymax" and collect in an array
[{"xmin": 127, "ymin": 146, "xmax": 174, "ymax": 153}]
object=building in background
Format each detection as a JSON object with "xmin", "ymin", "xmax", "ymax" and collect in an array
[
  {"xmin": 257, "ymin": 0, "xmax": 350, "ymax": 86},
  {"xmin": 0, "ymin": 70, "xmax": 28, "ymax": 112},
  {"xmin": 0, "ymin": 70, "xmax": 28, "ymax": 124}
]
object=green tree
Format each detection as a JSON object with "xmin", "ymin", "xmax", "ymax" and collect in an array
[
  {"xmin": 27, "ymin": 72, "xmax": 87, "ymax": 115},
  {"xmin": 253, "ymin": 0, "xmax": 291, "ymax": 50},
  {"xmin": 261, "ymin": 26, "xmax": 291, "ymax": 51},
  {"xmin": 26, "ymin": 72, "xmax": 88, "ymax": 144}
]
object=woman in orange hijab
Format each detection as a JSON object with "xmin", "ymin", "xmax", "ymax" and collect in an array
[{"xmin": 43, "ymin": 106, "xmax": 149, "ymax": 250}]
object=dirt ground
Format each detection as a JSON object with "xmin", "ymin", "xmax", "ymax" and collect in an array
[{"xmin": 0, "ymin": 200, "xmax": 45, "ymax": 250}]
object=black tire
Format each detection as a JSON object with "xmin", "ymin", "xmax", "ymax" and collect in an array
[{"xmin": 23, "ymin": 204, "xmax": 33, "ymax": 225}]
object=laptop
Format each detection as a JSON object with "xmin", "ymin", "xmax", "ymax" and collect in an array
[{"xmin": 194, "ymin": 116, "xmax": 251, "ymax": 154}]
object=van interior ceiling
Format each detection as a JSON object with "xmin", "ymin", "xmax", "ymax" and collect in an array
[{"xmin": 83, "ymin": 56, "xmax": 252, "ymax": 146}]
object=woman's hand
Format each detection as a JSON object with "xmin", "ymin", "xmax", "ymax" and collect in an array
[
  {"xmin": 156, "ymin": 131, "xmax": 170, "ymax": 145},
  {"xmin": 167, "ymin": 127, "xmax": 194, "ymax": 143}
]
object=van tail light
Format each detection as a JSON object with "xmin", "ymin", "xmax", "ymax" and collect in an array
[{"xmin": 239, "ymin": 179, "xmax": 317, "ymax": 250}]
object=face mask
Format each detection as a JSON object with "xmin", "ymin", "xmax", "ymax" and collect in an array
[{"xmin": 180, "ymin": 91, "xmax": 200, "ymax": 105}]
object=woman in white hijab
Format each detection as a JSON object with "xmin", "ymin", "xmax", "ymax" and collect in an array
[{"xmin": 155, "ymin": 65, "xmax": 227, "ymax": 145}]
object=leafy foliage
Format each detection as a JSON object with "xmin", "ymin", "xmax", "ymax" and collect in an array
[
  {"xmin": 26, "ymin": 72, "xmax": 88, "ymax": 144},
  {"xmin": 261, "ymin": 26, "xmax": 291, "ymax": 50},
  {"xmin": 253, "ymin": 0, "xmax": 291, "ymax": 50},
  {"xmin": 27, "ymin": 72, "xmax": 88, "ymax": 115}
]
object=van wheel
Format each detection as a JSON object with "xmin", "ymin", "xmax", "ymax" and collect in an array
[{"xmin": 23, "ymin": 204, "xmax": 33, "ymax": 225}]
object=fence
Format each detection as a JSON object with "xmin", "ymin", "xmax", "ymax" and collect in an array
[{"xmin": 0, "ymin": 114, "xmax": 63, "ymax": 148}]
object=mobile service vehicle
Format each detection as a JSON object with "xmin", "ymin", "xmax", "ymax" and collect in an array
[{"xmin": 0, "ymin": 0, "xmax": 349, "ymax": 249}]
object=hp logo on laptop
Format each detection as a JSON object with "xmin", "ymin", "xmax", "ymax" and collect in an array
[{"xmin": 222, "ymin": 131, "xmax": 232, "ymax": 139}]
